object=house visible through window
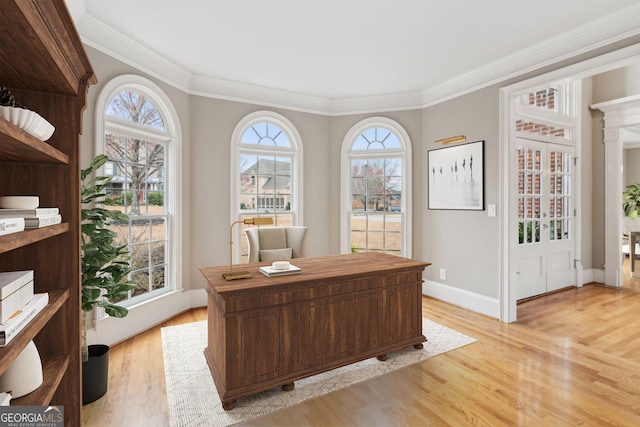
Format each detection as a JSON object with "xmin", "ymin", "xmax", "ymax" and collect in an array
[{"xmin": 232, "ymin": 112, "xmax": 303, "ymax": 263}]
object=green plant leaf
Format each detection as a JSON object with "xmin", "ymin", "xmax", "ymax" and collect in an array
[
  {"xmin": 622, "ymin": 183, "xmax": 640, "ymax": 220},
  {"xmin": 81, "ymin": 155, "xmax": 133, "ymax": 318}
]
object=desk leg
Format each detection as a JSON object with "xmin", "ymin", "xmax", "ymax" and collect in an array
[
  {"xmin": 282, "ymin": 382, "xmax": 294, "ymax": 391},
  {"xmin": 222, "ymin": 400, "xmax": 237, "ymax": 411}
]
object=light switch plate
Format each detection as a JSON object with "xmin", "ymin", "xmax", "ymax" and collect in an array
[{"xmin": 488, "ymin": 204, "xmax": 496, "ymax": 217}]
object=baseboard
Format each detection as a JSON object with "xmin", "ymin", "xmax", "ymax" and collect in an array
[
  {"xmin": 422, "ymin": 280, "xmax": 500, "ymax": 319},
  {"xmin": 91, "ymin": 288, "xmax": 208, "ymax": 347},
  {"xmin": 582, "ymin": 268, "xmax": 604, "ymax": 284},
  {"xmin": 421, "ymin": 270, "xmax": 605, "ymax": 321}
]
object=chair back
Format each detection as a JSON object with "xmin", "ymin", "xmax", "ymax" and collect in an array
[{"xmin": 246, "ymin": 226, "xmax": 308, "ymax": 263}]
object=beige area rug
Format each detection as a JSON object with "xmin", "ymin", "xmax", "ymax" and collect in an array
[{"xmin": 162, "ymin": 318, "xmax": 476, "ymax": 427}]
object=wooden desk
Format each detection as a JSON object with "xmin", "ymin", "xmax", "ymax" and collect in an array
[{"xmin": 200, "ymin": 252, "xmax": 430, "ymax": 410}]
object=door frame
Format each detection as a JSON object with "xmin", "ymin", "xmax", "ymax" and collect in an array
[{"xmin": 499, "ymin": 44, "xmax": 640, "ymax": 322}]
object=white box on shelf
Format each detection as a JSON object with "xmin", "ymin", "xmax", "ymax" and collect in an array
[
  {"xmin": 0, "ymin": 281, "xmax": 33, "ymax": 324},
  {"xmin": 0, "ymin": 270, "xmax": 33, "ymax": 299},
  {"xmin": 0, "ymin": 293, "xmax": 49, "ymax": 347}
]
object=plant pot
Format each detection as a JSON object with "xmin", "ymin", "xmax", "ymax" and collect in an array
[{"xmin": 82, "ymin": 344, "xmax": 110, "ymax": 405}]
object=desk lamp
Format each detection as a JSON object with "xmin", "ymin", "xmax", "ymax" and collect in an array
[{"xmin": 223, "ymin": 217, "xmax": 273, "ymax": 280}]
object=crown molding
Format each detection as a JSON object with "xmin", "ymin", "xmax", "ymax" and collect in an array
[
  {"xmin": 76, "ymin": 4, "xmax": 640, "ymax": 116},
  {"xmin": 189, "ymin": 75, "xmax": 332, "ymax": 114},
  {"xmin": 422, "ymin": 3, "xmax": 640, "ymax": 107},
  {"xmin": 77, "ymin": 14, "xmax": 193, "ymax": 92}
]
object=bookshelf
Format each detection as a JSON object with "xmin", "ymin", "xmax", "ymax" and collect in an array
[{"xmin": 0, "ymin": 1, "xmax": 96, "ymax": 425}]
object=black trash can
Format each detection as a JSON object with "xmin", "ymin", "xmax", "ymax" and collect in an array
[{"xmin": 82, "ymin": 344, "xmax": 110, "ymax": 404}]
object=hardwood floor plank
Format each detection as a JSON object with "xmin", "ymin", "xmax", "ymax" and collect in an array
[{"xmin": 83, "ymin": 267, "xmax": 640, "ymax": 426}]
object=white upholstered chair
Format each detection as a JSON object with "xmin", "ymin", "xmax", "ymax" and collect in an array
[{"xmin": 245, "ymin": 226, "xmax": 308, "ymax": 263}]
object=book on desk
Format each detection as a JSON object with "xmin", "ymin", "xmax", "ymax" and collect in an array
[{"xmin": 259, "ymin": 264, "xmax": 301, "ymax": 277}]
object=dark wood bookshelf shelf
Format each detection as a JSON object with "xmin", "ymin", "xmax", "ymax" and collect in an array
[
  {"xmin": 0, "ymin": 223, "xmax": 70, "ymax": 255},
  {"xmin": 0, "ymin": 119, "xmax": 68, "ymax": 164},
  {"xmin": 0, "ymin": 289, "xmax": 70, "ymax": 374},
  {"xmin": 10, "ymin": 353, "xmax": 70, "ymax": 407}
]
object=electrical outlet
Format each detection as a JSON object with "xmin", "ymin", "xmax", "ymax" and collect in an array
[{"xmin": 439, "ymin": 268, "xmax": 446, "ymax": 280}]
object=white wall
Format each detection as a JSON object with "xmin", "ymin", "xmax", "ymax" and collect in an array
[
  {"xmin": 421, "ymin": 86, "xmax": 501, "ymax": 299},
  {"xmin": 625, "ymin": 148, "xmax": 640, "ymax": 187}
]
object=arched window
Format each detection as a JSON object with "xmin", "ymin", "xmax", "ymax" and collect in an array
[
  {"xmin": 231, "ymin": 111, "xmax": 303, "ymax": 262},
  {"xmin": 95, "ymin": 75, "xmax": 182, "ymax": 306},
  {"xmin": 341, "ymin": 117, "xmax": 412, "ymax": 257}
]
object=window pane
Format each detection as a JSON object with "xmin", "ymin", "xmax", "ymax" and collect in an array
[
  {"xmin": 239, "ymin": 151, "xmax": 293, "ymax": 222},
  {"xmin": 349, "ymin": 125, "xmax": 405, "ymax": 256},
  {"xmin": 103, "ymin": 86, "xmax": 173, "ymax": 306},
  {"xmin": 107, "ymin": 90, "xmax": 166, "ymax": 131},
  {"xmin": 241, "ymin": 122, "xmax": 291, "ymax": 147},
  {"xmin": 351, "ymin": 127, "xmax": 402, "ymax": 151},
  {"xmin": 515, "ymin": 119, "xmax": 571, "ymax": 141}
]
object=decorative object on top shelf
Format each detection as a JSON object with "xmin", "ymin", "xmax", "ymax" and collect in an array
[
  {"xmin": 0, "ymin": 195, "xmax": 39, "ymax": 210},
  {"xmin": 223, "ymin": 217, "xmax": 274, "ymax": 281},
  {"xmin": 0, "ymin": 86, "xmax": 20, "ymax": 108},
  {"xmin": 623, "ymin": 183, "xmax": 640, "ymax": 220},
  {"xmin": 81, "ymin": 154, "xmax": 135, "ymax": 404},
  {"xmin": 0, "ymin": 86, "xmax": 55, "ymax": 141}
]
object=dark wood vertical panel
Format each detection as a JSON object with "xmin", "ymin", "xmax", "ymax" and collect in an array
[{"xmin": 0, "ymin": 1, "xmax": 94, "ymax": 425}]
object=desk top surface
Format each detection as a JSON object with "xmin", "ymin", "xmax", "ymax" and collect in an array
[{"xmin": 200, "ymin": 252, "xmax": 430, "ymax": 295}]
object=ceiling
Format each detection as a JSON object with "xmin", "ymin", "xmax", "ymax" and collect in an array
[{"xmin": 67, "ymin": 0, "xmax": 640, "ymax": 114}]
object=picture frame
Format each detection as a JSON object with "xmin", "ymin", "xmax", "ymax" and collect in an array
[{"xmin": 428, "ymin": 140, "xmax": 484, "ymax": 210}]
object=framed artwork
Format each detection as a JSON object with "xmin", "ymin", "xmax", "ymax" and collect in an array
[{"xmin": 428, "ymin": 140, "xmax": 484, "ymax": 210}]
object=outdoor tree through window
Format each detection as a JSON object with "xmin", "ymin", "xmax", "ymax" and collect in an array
[
  {"xmin": 101, "ymin": 84, "xmax": 174, "ymax": 305},
  {"xmin": 342, "ymin": 119, "xmax": 412, "ymax": 257}
]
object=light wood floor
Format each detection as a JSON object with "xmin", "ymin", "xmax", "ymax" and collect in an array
[{"xmin": 83, "ymin": 261, "xmax": 640, "ymax": 426}]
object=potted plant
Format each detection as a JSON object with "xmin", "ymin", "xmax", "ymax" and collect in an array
[
  {"xmin": 623, "ymin": 183, "xmax": 640, "ymax": 220},
  {"xmin": 81, "ymin": 154, "xmax": 135, "ymax": 404}
]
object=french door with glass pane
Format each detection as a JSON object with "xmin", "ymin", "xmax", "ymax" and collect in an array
[{"xmin": 512, "ymin": 138, "xmax": 575, "ymax": 300}]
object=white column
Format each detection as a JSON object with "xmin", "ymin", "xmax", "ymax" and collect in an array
[
  {"xmin": 592, "ymin": 95, "xmax": 640, "ymax": 287},
  {"xmin": 603, "ymin": 127, "xmax": 623, "ymax": 287}
]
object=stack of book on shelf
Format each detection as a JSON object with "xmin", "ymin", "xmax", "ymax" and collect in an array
[
  {"xmin": 0, "ymin": 216, "xmax": 24, "ymax": 237},
  {"xmin": 0, "ymin": 271, "xmax": 48, "ymax": 347},
  {"xmin": 0, "ymin": 207, "xmax": 61, "ymax": 230}
]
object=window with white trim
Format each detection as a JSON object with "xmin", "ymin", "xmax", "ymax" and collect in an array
[
  {"xmin": 96, "ymin": 75, "xmax": 181, "ymax": 306},
  {"xmin": 231, "ymin": 111, "xmax": 303, "ymax": 263},
  {"xmin": 341, "ymin": 118, "xmax": 412, "ymax": 257}
]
